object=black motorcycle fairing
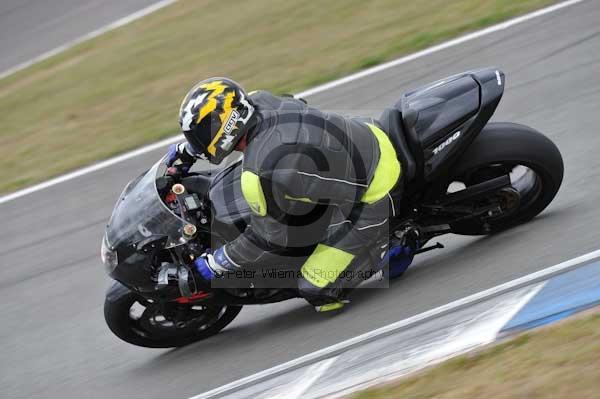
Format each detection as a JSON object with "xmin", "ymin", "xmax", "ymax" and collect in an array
[
  {"xmin": 403, "ymin": 75, "xmax": 479, "ymax": 149},
  {"xmin": 397, "ymin": 68, "xmax": 505, "ymax": 187},
  {"xmin": 105, "ymin": 159, "xmax": 199, "ymax": 293},
  {"xmin": 109, "ymin": 236, "xmax": 167, "ymax": 293},
  {"xmin": 106, "ymin": 161, "xmax": 191, "ymax": 250}
]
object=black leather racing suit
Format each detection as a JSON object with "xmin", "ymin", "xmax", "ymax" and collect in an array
[{"xmin": 217, "ymin": 91, "xmax": 401, "ymax": 305}]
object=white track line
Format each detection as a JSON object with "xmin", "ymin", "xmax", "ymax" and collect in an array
[
  {"xmin": 189, "ymin": 248, "xmax": 600, "ymax": 399},
  {"xmin": 0, "ymin": 0, "xmax": 587, "ymax": 205},
  {"xmin": 265, "ymin": 357, "xmax": 338, "ymax": 399},
  {"xmin": 297, "ymin": 0, "xmax": 587, "ymax": 98},
  {"xmin": 0, "ymin": 135, "xmax": 183, "ymax": 205},
  {"xmin": 0, "ymin": 0, "xmax": 179, "ymax": 81},
  {"xmin": 329, "ymin": 283, "xmax": 546, "ymax": 399}
]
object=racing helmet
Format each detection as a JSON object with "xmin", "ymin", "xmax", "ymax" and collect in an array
[{"xmin": 178, "ymin": 77, "xmax": 255, "ymax": 164}]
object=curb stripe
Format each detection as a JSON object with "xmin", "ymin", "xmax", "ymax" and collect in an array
[
  {"xmin": 189, "ymin": 248, "xmax": 600, "ymax": 399},
  {"xmin": 499, "ymin": 260, "xmax": 600, "ymax": 334}
]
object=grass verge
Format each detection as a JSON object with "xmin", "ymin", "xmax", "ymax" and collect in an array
[
  {"xmin": 353, "ymin": 309, "xmax": 600, "ymax": 399},
  {"xmin": 0, "ymin": 0, "xmax": 556, "ymax": 194}
]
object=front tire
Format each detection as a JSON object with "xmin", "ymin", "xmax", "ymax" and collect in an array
[
  {"xmin": 447, "ymin": 122, "xmax": 564, "ymax": 235},
  {"xmin": 104, "ymin": 281, "xmax": 242, "ymax": 348}
]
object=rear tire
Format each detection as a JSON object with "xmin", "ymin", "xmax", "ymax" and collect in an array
[
  {"xmin": 447, "ymin": 122, "xmax": 563, "ymax": 235},
  {"xmin": 104, "ymin": 281, "xmax": 242, "ymax": 348}
]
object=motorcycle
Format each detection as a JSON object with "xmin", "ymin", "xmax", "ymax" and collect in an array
[{"xmin": 102, "ymin": 68, "xmax": 564, "ymax": 348}]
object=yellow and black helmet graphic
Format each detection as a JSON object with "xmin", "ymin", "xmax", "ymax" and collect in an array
[{"xmin": 178, "ymin": 77, "xmax": 255, "ymax": 165}]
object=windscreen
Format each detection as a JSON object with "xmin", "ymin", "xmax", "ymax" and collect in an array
[{"xmin": 105, "ymin": 159, "xmax": 189, "ymax": 249}]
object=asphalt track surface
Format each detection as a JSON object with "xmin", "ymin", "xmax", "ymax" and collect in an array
[
  {"xmin": 1, "ymin": 1, "xmax": 600, "ymax": 398},
  {"xmin": 0, "ymin": 0, "xmax": 163, "ymax": 74}
]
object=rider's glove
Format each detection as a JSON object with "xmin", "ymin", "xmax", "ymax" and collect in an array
[
  {"xmin": 165, "ymin": 142, "xmax": 195, "ymax": 173},
  {"xmin": 193, "ymin": 247, "xmax": 236, "ymax": 281}
]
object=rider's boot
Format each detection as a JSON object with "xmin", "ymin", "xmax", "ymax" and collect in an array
[
  {"xmin": 313, "ymin": 298, "xmax": 350, "ymax": 312},
  {"xmin": 385, "ymin": 230, "xmax": 419, "ymax": 278},
  {"xmin": 298, "ymin": 282, "xmax": 350, "ymax": 313}
]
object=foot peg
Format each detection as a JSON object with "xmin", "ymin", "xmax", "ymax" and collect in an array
[{"xmin": 414, "ymin": 242, "xmax": 444, "ymax": 255}]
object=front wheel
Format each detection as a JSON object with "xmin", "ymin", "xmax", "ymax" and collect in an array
[
  {"xmin": 446, "ymin": 122, "xmax": 564, "ymax": 235},
  {"xmin": 104, "ymin": 281, "xmax": 242, "ymax": 348}
]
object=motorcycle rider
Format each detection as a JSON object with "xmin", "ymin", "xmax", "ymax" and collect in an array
[{"xmin": 167, "ymin": 77, "xmax": 415, "ymax": 311}]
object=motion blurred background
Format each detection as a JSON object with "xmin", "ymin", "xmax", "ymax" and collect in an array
[
  {"xmin": 2, "ymin": 1, "xmax": 599, "ymax": 398},
  {"xmin": 0, "ymin": 0, "xmax": 554, "ymax": 194}
]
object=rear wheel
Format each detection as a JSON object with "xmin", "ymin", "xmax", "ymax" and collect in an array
[
  {"xmin": 446, "ymin": 123, "xmax": 563, "ymax": 235},
  {"xmin": 104, "ymin": 281, "xmax": 242, "ymax": 348}
]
